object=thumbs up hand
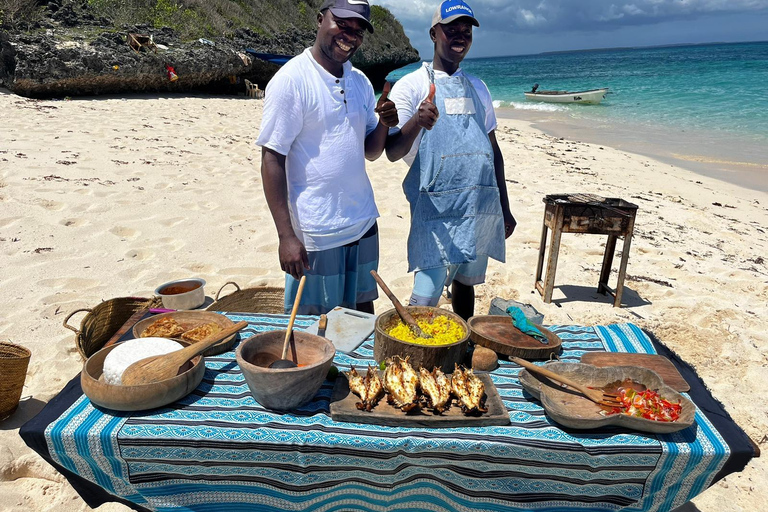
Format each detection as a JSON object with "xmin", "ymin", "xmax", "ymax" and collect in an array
[
  {"xmin": 375, "ymin": 81, "xmax": 399, "ymax": 128},
  {"xmin": 416, "ymin": 82, "xmax": 439, "ymax": 130}
]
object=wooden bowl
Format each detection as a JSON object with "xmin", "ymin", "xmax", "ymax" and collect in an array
[
  {"xmin": 518, "ymin": 362, "xmax": 696, "ymax": 433},
  {"xmin": 468, "ymin": 315, "xmax": 562, "ymax": 360},
  {"xmin": 236, "ymin": 331, "xmax": 335, "ymax": 411},
  {"xmin": 81, "ymin": 340, "xmax": 204, "ymax": 411},
  {"xmin": 374, "ymin": 307, "xmax": 469, "ymax": 373},
  {"xmin": 132, "ymin": 311, "xmax": 236, "ymax": 356}
]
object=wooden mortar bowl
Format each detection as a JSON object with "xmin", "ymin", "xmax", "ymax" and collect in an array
[
  {"xmin": 81, "ymin": 340, "xmax": 204, "ymax": 412},
  {"xmin": 374, "ymin": 307, "xmax": 470, "ymax": 373},
  {"xmin": 236, "ymin": 330, "xmax": 335, "ymax": 411}
]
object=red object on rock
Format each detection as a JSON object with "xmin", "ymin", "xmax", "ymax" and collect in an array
[{"xmin": 165, "ymin": 64, "xmax": 178, "ymax": 82}]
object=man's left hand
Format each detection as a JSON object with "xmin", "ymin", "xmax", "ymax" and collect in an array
[
  {"xmin": 375, "ymin": 81, "xmax": 399, "ymax": 128},
  {"xmin": 504, "ymin": 211, "xmax": 517, "ymax": 239}
]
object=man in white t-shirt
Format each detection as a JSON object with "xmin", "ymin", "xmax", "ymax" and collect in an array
[
  {"xmin": 385, "ymin": 0, "xmax": 515, "ymax": 320},
  {"xmin": 256, "ymin": 0, "xmax": 398, "ymax": 315}
]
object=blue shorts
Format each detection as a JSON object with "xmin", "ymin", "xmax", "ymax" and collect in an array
[
  {"xmin": 285, "ymin": 223, "xmax": 379, "ymax": 315},
  {"xmin": 409, "ymin": 256, "xmax": 489, "ymax": 307}
]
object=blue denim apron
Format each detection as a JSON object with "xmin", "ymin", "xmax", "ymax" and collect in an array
[{"xmin": 403, "ymin": 65, "xmax": 505, "ymax": 272}]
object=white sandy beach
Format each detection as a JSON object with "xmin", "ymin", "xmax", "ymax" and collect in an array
[{"xmin": 0, "ymin": 91, "xmax": 765, "ymax": 511}]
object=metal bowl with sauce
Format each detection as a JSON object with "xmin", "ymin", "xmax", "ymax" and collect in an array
[{"xmin": 155, "ymin": 278, "xmax": 206, "ymax": 310}]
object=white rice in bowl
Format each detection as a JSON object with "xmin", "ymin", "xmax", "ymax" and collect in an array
[{"xmin": 102, "ymin": 337, "xmax": 184, "ymax": 385}]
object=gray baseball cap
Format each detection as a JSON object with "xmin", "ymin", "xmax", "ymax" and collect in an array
[{"xmin": 320, "ymin": 0, "xmax": 374, "ymax": 33}]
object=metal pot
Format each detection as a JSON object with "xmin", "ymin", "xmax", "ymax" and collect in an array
[{"xmin": 155, "ymin": 278, "xmax": 206, "ymax": 310}]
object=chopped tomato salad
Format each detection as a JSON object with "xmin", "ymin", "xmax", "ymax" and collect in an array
[{"xmin": 606, "ymin": 387, "xmax": 682, "ymax": 422}]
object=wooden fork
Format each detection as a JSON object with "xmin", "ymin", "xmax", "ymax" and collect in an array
[{"xmin": 511, "ymin": 356, "xmax": 622, "ymax": 407}]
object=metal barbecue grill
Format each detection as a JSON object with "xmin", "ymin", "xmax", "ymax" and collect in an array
[{"xmin": 535, "ymin": 194, "xmax": 639, "ymax": 307}]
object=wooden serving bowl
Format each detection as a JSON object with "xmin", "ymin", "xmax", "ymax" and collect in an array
[
  {"xmin": 236, "ymin": 331, "xmax": 335, "ymax": 411},
  {"xmin": 518, "ymin": 362, "xmax": 695, "ymax": 433},
  {"xmin": 374, "ymin": 307, "xmax": 469, "ymax": 373},
  {"xmin": 81, "ymin": 340, "xmax": 204, "ymax": 412}
]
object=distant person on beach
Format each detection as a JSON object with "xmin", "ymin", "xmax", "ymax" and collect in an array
[
  {"xmin": 256, "ymin": 0, "xmax": 398, "ymax": 315},
  {"xmin": 385, "ymin": 0, "xmax": 515, "ymax": 320}
]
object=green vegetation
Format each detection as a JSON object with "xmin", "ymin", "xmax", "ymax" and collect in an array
[
  {"xmin": 84, "ymin": 0, "xmax": 320, "ymax": 40},
  {"xmin": 0, "ymin": 0, "xmax": 43, "ymax": 29}
]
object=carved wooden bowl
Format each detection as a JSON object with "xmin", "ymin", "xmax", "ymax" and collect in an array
[
  {"xmin": 519, "ymin": 361, "xmax": 695, "ymax": 433},
  {"xmin": 374, "ymin": 307, "xmax": 470, "ymax": 374}
]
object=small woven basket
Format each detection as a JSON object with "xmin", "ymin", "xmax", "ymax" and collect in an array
[
  {"xmin": 0, "ymin": 342, "xmax": 31, "ymax": 421},
  {"xmin": 207, "ymin": 282, "xmax": 284, "ymax": 314},
  {"xmin": 64, "ymin": 296, "xmax": 161, "ymax": 359}
]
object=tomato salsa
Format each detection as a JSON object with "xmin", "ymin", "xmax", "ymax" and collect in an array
[{"xmin": 601, "ymin": 380, "xmax": 682, "ymax": 422}]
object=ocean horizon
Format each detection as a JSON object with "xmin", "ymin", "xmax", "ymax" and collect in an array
[{"xmin": 387, "ymin": 41, "xmax": 768, "ymax": 191}]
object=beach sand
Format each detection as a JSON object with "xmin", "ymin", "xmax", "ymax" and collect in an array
[{"xmin": 0, "ymin": 91, "xmax": 765, "ymax": 511}]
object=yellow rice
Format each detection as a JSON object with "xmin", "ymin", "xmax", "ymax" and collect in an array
[{"xmin": 388, "ymin": 316, "xmax": 464, "ymax": 346}]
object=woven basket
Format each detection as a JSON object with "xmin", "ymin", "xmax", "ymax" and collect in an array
[
  {"xmin": 64, "ymin": 296, "xmax": 161, "ymax": 359},
  {"xmin": 0, "ymin": 342, "xmax": 31, "ymax": 421},
  {"xmin": 207, "ymin": 282, "xmax": 285, "ymax": 314}
]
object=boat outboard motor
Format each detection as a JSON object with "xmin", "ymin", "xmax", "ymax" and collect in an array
[{"xmin": 531, "ymin": 84, "xmax": 539, "ymax": 93}]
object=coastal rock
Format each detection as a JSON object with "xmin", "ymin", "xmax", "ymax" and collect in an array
[{"xmin": 0, "ymin": 1, "xmax": 419, "ymax": 97}]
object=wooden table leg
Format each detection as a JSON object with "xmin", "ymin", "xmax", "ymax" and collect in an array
[
  {"xmin": 542, "ymin": 209, "xmax": 564, "ymax": 303},
  {"xmin": 598, "ymin": 235, "xmax": 617, "ymax": 295},
  {"xmin": 614, "ymin": 231, "xmax": 634, "ymax": 307},
  {"xmin": 534, "ymin": 220, "xmax": 549, "ymax": 293}
]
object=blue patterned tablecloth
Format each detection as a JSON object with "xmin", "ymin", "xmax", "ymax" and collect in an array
[{"xmin": 42, "ymin": 318, "xmax": 732, "ymax": 512}]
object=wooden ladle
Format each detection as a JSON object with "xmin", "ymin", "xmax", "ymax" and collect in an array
[
  {"xmin": 370, "ymin": 270, "xmax": 431, "ymax": 339},
  {"xmin": 121, "ymin": 321, "xmax": 249, "ymax": 386},
  {"xmin": 269, "ymin": 274, "xmax": 307, "ymax": 369}
]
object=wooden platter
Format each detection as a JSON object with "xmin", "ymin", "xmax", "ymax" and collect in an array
[
  {"xmin": 518, "ymin": 361, "xmax": 695, "ymax": 433},
  {"xmin": 330, "ymin": 371, "xmax": 510, "ymax": 428},
  {"xmin": 132, "ymin": 311, "xmax": 236, "ymax": 356},
  {"xmin": 468, "ymin": 315, "xmax": 561, "ymax": 360},
  {"xmin": 581, "ymin": 352, "xmax": 689, "ymax": 392}
]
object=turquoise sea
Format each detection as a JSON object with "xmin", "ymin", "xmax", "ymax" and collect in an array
[{"xmin": 387, "ymin": 41, "xmax": 768, "ymax": 191}]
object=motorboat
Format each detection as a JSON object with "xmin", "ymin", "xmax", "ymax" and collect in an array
[{"xmin": 524, "ymin": 84, "xmax": 609, "ymax": 104}]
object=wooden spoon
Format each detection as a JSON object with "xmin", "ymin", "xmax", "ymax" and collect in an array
[
  {"xmin": 370, "ymin": 270, "xmax": 431, "ymax": 339},
  {"xmin": 270, "ymin": 274, "xmax": 306, "ymax": 369},
  {"xmin": 121, "ymin": 321, "xmax": 248, "ymax": 386}
]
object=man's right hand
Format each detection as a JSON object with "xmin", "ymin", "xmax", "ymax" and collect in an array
[
  {"xmin": 279, "ymin": 235, "xmax": 309, "ymax": 280},
  {"xmin": 417, "ymin": 83, "xmax": 439, "ymax": 130}
]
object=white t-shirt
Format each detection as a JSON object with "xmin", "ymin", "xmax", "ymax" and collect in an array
[
  {"xmin": 388, "ymin": 62, "xmax": 497, "ymax": 167},
  {"xmin": 256, "ymin": 48, "xmax": 380, "ymax": 251}
]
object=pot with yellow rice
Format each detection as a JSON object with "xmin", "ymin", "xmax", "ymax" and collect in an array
[{"xmin": 374, "ymin": 306, "xmax": 470, "ymax": 373}]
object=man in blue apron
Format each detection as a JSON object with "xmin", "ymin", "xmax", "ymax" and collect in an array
[{"xmin": 385, "ymin": 0, "xmax": 515, "ymax": 320}]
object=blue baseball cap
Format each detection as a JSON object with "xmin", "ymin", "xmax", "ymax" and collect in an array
[
  {"xmin": 321, "ymin": 0, "xmax": 374, "ymax": 33},
  {"xmin": 432, "ymin": 0, "xmax": 479, "ymax": 28}
]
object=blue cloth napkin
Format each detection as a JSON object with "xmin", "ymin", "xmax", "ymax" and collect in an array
[{"xmin": 506, "ymin": 306, "xmax": 548, "ymax": 344}]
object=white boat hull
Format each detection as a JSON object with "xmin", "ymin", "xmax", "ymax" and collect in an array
[{"xmin": 524, "ymin": 88, "xmax": 609, "ymax": 104}]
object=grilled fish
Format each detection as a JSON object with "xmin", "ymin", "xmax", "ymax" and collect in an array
[
  {"xmin": 346, "ymin": 366, "xmax": 385, "ymax": 412},
  {"xmin": 347, "ymin": 367, "xmax": 367, "ymax": 401},
  {"xmin": 419, "ymin": 366, "xmax": 452, "ymax": 414},
  {"xmin": 361, "ymin": 364, "xmax": 384, "ymax": 411},
  {"xmin": 384, "ymin": 356, "xmax": 420, "ymax": 412},
  {"xmin": 451, "ymin": 364, "xmax": 487, "ymax": 416}
]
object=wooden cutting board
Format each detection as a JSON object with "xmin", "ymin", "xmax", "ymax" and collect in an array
[
  {"xmin": 581, "ymin": 352, "xmax": 690, "ymax": 392},
  {"xmin": 468, "ymin": 315, "xmax": 562, "ymax": 360},
  {"xmin": 330, "ymin": 372, "xmax": 510, "ymax": 428}
]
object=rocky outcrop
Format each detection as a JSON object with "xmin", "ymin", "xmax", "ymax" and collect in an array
[{"xmin": 0, "ymin": 2, "xmax": 419, "ymax": 97}]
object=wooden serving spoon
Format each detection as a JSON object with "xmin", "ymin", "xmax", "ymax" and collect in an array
[
  {"xmin": 121, "ymin": 321, "xmax": 248, "ymax": 386},
  {"xmin": 270, "ymin": 274, "xmax": 306, "ymax": 369},
  {"xmin": 370, "ymin": 270, "xmax": 431, "ymax": 339}
]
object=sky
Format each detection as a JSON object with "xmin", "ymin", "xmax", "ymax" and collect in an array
[{"xmin": 374, "ymin": 0, "xmax": 768, "ymax": 59}]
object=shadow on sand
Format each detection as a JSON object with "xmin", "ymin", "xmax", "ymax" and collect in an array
[
  {"xmin": 0, "ymin": 397, "xmax": 47, "ymax": 431},
  {"xmin": 551, "ymin": 284, "xmax": 651, "ymax": 309}
]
